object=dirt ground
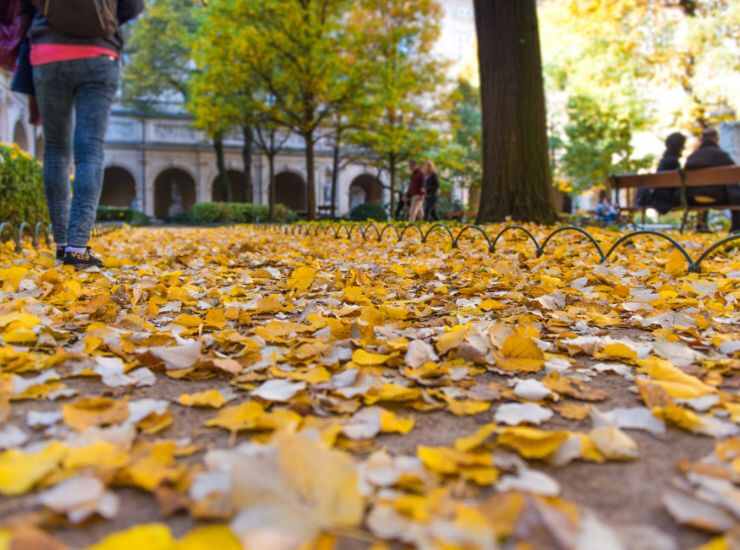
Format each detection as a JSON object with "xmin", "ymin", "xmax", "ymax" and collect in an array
[{"xmin": 0, "ymin": 365, "xmax": 717, "ymax": 549}]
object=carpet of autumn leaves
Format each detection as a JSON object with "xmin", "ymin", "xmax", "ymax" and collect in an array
[{"xmin": 0, "ymin": 224, "xmax": 738, "ymax": 550}]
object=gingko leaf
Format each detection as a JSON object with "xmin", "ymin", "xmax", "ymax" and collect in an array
[
  {"xmin": 497, "ymin": 427, "xmax": 569, "ymax": 459},
  {"xmin": 454, "ymin": 423, "xmax": 498, "ymax": 452},
  {"xmin": 495, "ymin": 403, "xmax": 553, "ymax": 426},
  {"xmin": 0, "ymin": 442, "xmax": 67, "ymax": 496},
  {"xmin": 497, "ymin": 335, "xmax": 545, "ymax": 373},
  {"xmin": 405, "ymin": 340, "xmax": 438, "ymax": 368},
  {"xmin": 38, "ymin": 475, "xmax": 119, "ymax": 523},
  {"xmin": 588, "ymin": 426, "xmax": 639, "ymax": 460},
  {"xmin": 62, "ymin": 397, "xmax": 129, "ymax": 432},
  {"xmin": 178, "ymin": 389, "xmax": 233, "ymax": 409},
  {"xmin": 513, "ymin": 379, "xmax": 551, "ymax": 401},
  {"xmin": 287, "ymin": 266, "xmax": 317, "ymax": 292},
  {"xmin": 89, "ymin": 524, "xmax": 175, "ymax": 550},
  {"xmin": 352, "ymin": 349, "xmax": 392, "ymax": 366},
  {"xmin": 640, "ymin": 358, "xmax": 715, "ymax": 399},
  {"xmin": 150, "ymin": 340, "xmax": 202, "ymax": 370},
  {"xmin": 252, "ymin": 379, "xmax": 306, "ymax": 402},
  {"xmin": 175, "ymin": 525, "xmax": 241, "ymax": 550},
  {"xmin": 229, "ymin": 432, "xmax": 364, "ymax": 546}
]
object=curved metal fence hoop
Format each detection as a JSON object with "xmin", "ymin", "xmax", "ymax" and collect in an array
[
  {"xmin": 378, "ymin": 224, "xmax": 400, "ymax": 243},
  {"xmin": 361, "ymin": 223, "xmax": 381, "ymax": 241},
  {"xmin": 422, "ymin": 223, "xmax": 455, "ymax": 245},
  {"xmin": 16, "ymin": 222, "xmax": 31, "ymax": 252},
  {"xmin": 691, "ymin": 234, "xmax": 740, "ymax": 273},
  {"xmin": 489, "ymin": 225, "xmax": 539, "ymax": 255},
  {"xmin": 602, "ymin": 230, "xmax": 694, "ymax": 268},
  {"xmin": 452, "ymin": 225, "xmax": 494, "ymax": 251},
  {"xmin": 538, "ymin": 226, "xmax": 606, "ymax": 261},
  {"xmin": 397, "ymin": 224, "xmax": 424, "ymax": 242}
]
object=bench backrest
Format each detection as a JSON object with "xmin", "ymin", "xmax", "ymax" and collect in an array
[
  {"xmin": 611, "ymin": 165, "xmax": 740, "ymax": 190},
  {"xmin": 611, "ymin": 171, "xmax": 682, "ymax": 189},
  {"xmin": 683, "ymin": 165, "xmax": 740, "ymax": 187}
]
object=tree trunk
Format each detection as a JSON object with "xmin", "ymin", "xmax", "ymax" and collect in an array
[
  {"xmin": 214, "ymin": 135, "xmax": 232, "ymax": 203},
  {"xmin": 268, "ymin": 152, "xmax": 276, "ymax": 222},
  {"xmin": 331, "ymin": 132, "xmax": 341, "ymax": 219},
  {"xmin": 389, "ymin": 155, "xmax": 397, "ymax": 219},
  {"xmin": 241, "ymin": 125, "xmax": 254, "ymax": 202},
  {"xmin": 304, "ymin": 132, "xmax": 317, "ymax": 220},
  {"xmin": 474, "ymin": 0, "xmax": 556, "ymax": 224}
]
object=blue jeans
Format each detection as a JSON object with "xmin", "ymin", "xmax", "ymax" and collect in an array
[{"xmin": 33, "ymin": 57, "xmax": 119, "ymax": 248}]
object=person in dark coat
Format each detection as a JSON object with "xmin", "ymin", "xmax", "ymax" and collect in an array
[
  {"xmin": 423, "ymin": 160, "xmax": 439, "ymax": 221},
  {"xmin": 684, "ymin": 128, "xmax": 739, "ymax": 233},
  {"xmin": 638, "ymin": 132, "xmax": 686, "ymax": 214}
]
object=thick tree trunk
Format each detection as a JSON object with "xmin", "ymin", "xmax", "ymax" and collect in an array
[
  {"xmin": 331, "ymin": 134, "xmax": 341, "ymax": 219},
  {"xmin": 214, "ymin": 135, "xmax": 232, "ymax": 203},
  {"xmin": 241, "ymin": 126, "xmax": 254, "ymax": 202},
  {"xmin": 474, "ymin": 0, "xmax": 556, "ymax": 224},
  {"xmin": 268, "ymin": 153, "xmax": 276, "ymax": 221},
  {"xmin": 304, "ymin": 132, "xmax": 317, "ymax": 220}
]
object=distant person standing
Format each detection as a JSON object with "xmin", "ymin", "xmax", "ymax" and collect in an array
[
  {"xmin": 423, "ymin": 160, "xmax": 440, "ymax": 221},
  {"xmin": 406, "ymin": 160, "xmax": 426, "ymax": 222},
  {"xmin": 684, "ymin": 128, "xmax": 739, "ymax": 233},
  {"xmin": 21, "ymin": 0, "xmax": 144, "ymax": 267}
]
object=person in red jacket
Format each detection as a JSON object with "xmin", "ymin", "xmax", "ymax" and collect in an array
[{"xmin": 406, "ymin": 160, "xmax": 426, "ymax": 222}]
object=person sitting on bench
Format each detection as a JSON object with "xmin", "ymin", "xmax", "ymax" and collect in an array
[
  {"xmin": 637, "ymin": 132, "xmax": 685, "ymax": 215},
  {"xmin": 685, "ymin": 128, "xmax": 739, "ymax": 233}
]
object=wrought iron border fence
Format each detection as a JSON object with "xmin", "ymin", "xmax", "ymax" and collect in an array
[
  {"xmin": 266, "ymin": 222, "xmax": 740, "ymax": 274},
  {"xmin": 1, "ymin": 220, "xmax": 737, "ymax": 274}
]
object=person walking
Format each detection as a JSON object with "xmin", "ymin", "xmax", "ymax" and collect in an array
[
  {"xmin": 19, "ymin": 0, "xmax": 144, "ymax": 268},
  {"xmin": 406, "ymin": 160, "xmax": 425, "ymax": 222},
  {"xmin": 423, "ymin": 160, "xmax": 440, "ymax": 221}
]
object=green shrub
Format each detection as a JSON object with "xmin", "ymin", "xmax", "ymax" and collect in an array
[
  {"xmin": 273, "ymin": 204, "xmax": 298, "ymax": 223},
  {"xmin": 0, "ymin": 143, "xmax": 48, "ymax": 226},
  {"xmin": 96, "ymin": 206, "xmax": 150, "ymax": 226},
  {"xmin": 190, "ymin": 202, "xmax": 273, "ymax": 224},
  {"xmin": 190, "ymin": 203, "xmax": 223, "ymax": 224},
  {"xmin": 350, "ymin": 202, "xmax": 388, "ymax": 222}
]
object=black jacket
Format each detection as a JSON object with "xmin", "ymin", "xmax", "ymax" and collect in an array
[
  {"xmin": 657, "ymin": 154, "xmax": 681, "ymax": 172},
  {"xmin": 21, "ymin": 0, "xmax": 144, "ymax": 53},
  {"xmin": 684, "ymin": 141, "xmax": 738, "ymax": 206},
  {"xmin": 424, "ymin": 173, "xmax": 439, "ymax": 196},
  {"xmin": 685, "ymin": 141, "xmax": 735, "ymax": 171},
  {"xmin": 641, "ymin": 152, "xmax": 683, "ymax": 214}
]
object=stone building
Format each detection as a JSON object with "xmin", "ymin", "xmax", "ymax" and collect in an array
[{"xmin": 100, "ymin": 108, "xmax": 386, "ymax": 219}]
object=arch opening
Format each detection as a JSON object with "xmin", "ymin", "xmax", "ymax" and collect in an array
[
  {"xmin": 101, "ymin": 167, "xmax": 137, "ymax": 208},
  {"xmin": 212, "ymin": 170, "xmax": 252, "ymax": 203},
  {"xmin": 349, "ymin": 174, "xmax": 383, "ymax": 211},
  {"xmin": 275, "ymin": 171, "xmax": 307, "ymax": 212},
  {"xmin": 154, "ymin": 168, "xmax": 196, "ymax": 220}
]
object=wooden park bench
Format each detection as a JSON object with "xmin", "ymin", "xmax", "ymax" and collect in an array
[{"xmin": 610, "ymin": 165, "xmax": 740, "ymax": 232}]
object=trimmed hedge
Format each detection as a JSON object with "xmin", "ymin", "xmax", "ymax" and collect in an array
[
  {"xmin": 0, "ymin": 143, "xmax": 48, "ymax": 226},
  {"xmin": 350, "ymin": 202, "xmax": 388, "ymax": 222},
  {"xmin": 188, "ymin": 202, "xmax": 297, "ymax": 224},
  {"xmin": 96, "ymin": 206, "xmax": 150, "ymax": 226}
]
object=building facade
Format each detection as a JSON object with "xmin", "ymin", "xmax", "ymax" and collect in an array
[
  {"xmin": 1, "ymin": 69, "xmax": 387, "ymax": 220},
  {"xmin": 100, "ymin": 109, "xmax": 386, "ymax": 219}
]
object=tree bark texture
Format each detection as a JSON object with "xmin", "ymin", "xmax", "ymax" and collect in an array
[
  {"xmin": 474, "ymin": 0, "xmax": 556, "ymax": 224},
  {"xmin": 241, "ymin": 126, "xmax": 254, "ymax": 202}
]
